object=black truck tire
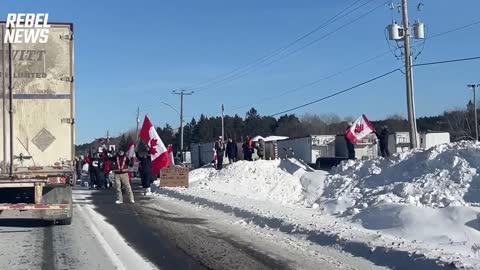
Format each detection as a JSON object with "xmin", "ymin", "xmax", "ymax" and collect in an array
[{"xmin": 57, "ymin": 217, "xmax": 72, "ymax": 225}]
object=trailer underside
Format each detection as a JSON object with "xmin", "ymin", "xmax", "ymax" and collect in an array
[{"xmin": 0, "ymin": 179, "xmax": 73, "ymax": 225}]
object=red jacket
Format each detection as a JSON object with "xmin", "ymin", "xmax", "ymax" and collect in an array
[{"xmin": 103, "ymin": 159, "xmax": 111, "ymax": 173}]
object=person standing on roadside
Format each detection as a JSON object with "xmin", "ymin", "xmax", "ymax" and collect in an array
[
  {"xmin": 137, "ymin": 150, "xmax": 154, "ymax": 195},
  {"xmin": 89, "ymin": 153, "xmax": 99, "ymax": 189},
  {"xmin": 375, "ymin": 126, "xmax": 390, "ymax": 158},
  {"xmin": 243, "ymin": 136, "xmax": 253, "ymax": 161},
  {"xmin": 75, "ymin": 157, "xmax": 82, "ymax": 180},
  {"xmin": 102, "ymin": 151, "xmax": 112, "ymax": 189},
  {"xmin": 226, "ymin": 138, "xmax": 238, "ymax": 164},
  {"xmin": 112, "ymin": 150, "xmax": 134, "ymax": 204},
  {"xmin": 92, "ymin": 153, "xmax": 105, "ymax": 189},
  {"xmin": 214, "ymin": 136, "xmax": 225, "ymax": 170},
  {"xmin": 257, "ymin": 138, "xmax": 265, "ymax": 160},
  {"xmin": 345, "ymin": 122, "xmax": 356, "ymax": 160},
  {"xmin": 86, "ymin": 153, "xmax": 97, "ymax": 189}
]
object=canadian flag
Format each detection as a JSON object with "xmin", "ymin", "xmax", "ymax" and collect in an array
[
  {"xmin": 126, "ymin": 141, "xmax": 136, "ymax": 160},
  {"xmin": 139, "ymin": 116, "xmax": 171, "ymax": 175},
  {"xmin": 345, "ymin": 114, "xmax": 376, "ymax": 144}
]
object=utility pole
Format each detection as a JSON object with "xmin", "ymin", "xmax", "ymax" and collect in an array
[
  {"xmin": 173, "ymin": 90, "xmax": 194, "ymax": 161},
  {"xmin": 221, "ymin": 104, "xmax": 225, "ymax": 142},
  {"xmin": 467, "ymin": 84, "xmax": 480, "ymax": 141},
  {"xmin": 387, "ymin": 1, "xmax": 424, "ymax": 149},
  {"xmin": 401, "ymin": 0, "xmax": 418, "ymax": 149}
]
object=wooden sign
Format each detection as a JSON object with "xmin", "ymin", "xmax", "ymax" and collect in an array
[{"xmin": 159, "ymin": 166, "xmax": 189, "ymax": 188}]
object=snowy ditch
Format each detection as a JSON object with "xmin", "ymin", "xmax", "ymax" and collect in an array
[{"xmin": 153, "ymin": 141, "xmax": 480, "ymax": 269}]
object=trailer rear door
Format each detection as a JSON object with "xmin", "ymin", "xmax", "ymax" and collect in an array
[{"xmin": 0, "ymin": 23, "xmax": 74, "ymax": 169}]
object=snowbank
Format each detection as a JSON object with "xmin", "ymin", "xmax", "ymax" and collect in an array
[
  {"xmin": 189, "ymin": 159, "xmax": 327, "ymax": 205},
  {"xmin": 322, "ymin": 141, "xmax": 480, "ymax": 215},
  {"xmin": 154, "ymin": 141, "xmax": 480, "ymax": 268}
]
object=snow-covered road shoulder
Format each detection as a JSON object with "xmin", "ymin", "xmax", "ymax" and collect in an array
[{"xmin": 154, "ymin": 142, "xmax": 480, "ymax": 269}]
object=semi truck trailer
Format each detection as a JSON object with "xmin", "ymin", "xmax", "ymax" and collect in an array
[{"xmin": 0, "ymin": 22, "xmax": 74, "ymax": 225}]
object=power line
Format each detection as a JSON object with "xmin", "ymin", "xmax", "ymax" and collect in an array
[
  {"xmin": 189, "ymin": 19, "xmax": 480, "ymax": 118},
  {"xmin": 183, "ymin": 0, "xmax": 372, "ymax": 91},
  {"xmin": 190, "ymin": 0, "xmax": 385, "ymax": 92},
  {"xmin": 413, "ymin": 56, "xmax": 480, "ymax": 67},
  {"xmin": 269, "ymin": 55, "xmax": 480, "ymax": 117},
  {"xmin": 270, "ymin": 69, "xmax": 400, "ymax": 116},
  {"xmin": 427, "ymin": 19, "xmax": 480, "ymax": 40},
  {"xmin": 229, "ymin": 19, "xmax": 480, "ymax": 114},
  {"xmin": 230, "ymin": 50, "xmax": 391, "ymax": 112}
]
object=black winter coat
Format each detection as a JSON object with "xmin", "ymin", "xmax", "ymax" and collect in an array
[
  {"xmin": 137, "ymin": 155, "xmax": 154, "ymax": 188},
  {"xmin": 215, "ymin": 141, "xmax": 225, "ymax": 156},
  {"xmin": 226, "ymin": 142, "xmax": 238, "ymax": 159},
  {"xmin": 376, "ymin": 129, "xmax": 389, "ymax": 146}
]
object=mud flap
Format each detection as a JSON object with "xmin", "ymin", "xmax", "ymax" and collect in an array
[{"xmin": 41, "ymin": 186, "xmax": 73, "ymax": 223}]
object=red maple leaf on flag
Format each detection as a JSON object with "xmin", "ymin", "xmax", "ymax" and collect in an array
[
  {"xmin": 149, "ymin": 139, "xmax": 158, "ymax": 155},
  {"xmin": 354, "ymin": 123, "xmax": 364, "ymax": 134}
]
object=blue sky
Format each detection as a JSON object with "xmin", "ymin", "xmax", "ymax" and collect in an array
[{"xmin": 1, "ymin": 0, "xmax": 480, "ymax": 144}]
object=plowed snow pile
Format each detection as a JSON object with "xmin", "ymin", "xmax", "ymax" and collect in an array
[
  {"xmin": 189, "ymin": 159, "xmax": 326, "ymax": 205},
  {"xmin": 322, "ymin": 141, "xmax": 480, "ymax": 215},
  {"xmin": 155, "ymin": 141, "xmax": 480, "ymax": 268}
]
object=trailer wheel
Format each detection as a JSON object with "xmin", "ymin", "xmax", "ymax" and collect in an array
[{"xmin": 57, "ymin": 217, "xmax": 72, "ymax": 225}]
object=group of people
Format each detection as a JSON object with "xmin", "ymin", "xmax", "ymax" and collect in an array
[
  {"xmin": 75, "ymin": 147, "xmax": 158, "ymax": 204},
  {"xmin": 344, "ymin": 124, "xmax": 390, "ymax": 160},
  {"xmin": 213, "ymin": 135, "xmax": 266, "ymax": 170}
]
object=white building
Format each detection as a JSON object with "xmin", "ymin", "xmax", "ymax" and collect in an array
[
  {"xmin": 420, "ymin": 132, "xmax": 451, "ymax": 149},
  {"xmin": 388, "ymin": 131, "xmax": 450, "ymax": 154},
  {"xmin": 277, "ymin": 135, "xmax": 336, "ymax": 164},
  {"xmin": 335, "ymin": 133, "xmax": 378, "ymax": 160}
]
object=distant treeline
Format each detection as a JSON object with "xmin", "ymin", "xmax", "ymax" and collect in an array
[{"xmin": 77, "ymin": 102, "xmax": 478, "ymax": 155}]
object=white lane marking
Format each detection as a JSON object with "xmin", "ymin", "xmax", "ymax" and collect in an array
[
  {"xmin": 74, "ymin": 191, "xmax": 158, "ymax": 270},
  {"xmin": 75, "ymin": 204, "xmax": 128, "ymax": 270}
]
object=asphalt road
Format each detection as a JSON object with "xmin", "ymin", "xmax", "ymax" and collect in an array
[{"xmin": 0, "ymin": 181, "xmax": 387, "ymax": 270}]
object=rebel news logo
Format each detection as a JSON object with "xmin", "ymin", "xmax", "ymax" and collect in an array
[{"xmin": 3, "ymin": 13, "xmax": 50, "ymax": 43}]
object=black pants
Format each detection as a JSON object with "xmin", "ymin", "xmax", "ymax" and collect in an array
[
  {"xmin": 141, "ymin": 172, "xmax": 154, "ymax": 188},
  {"xmin": 104, "ymin": 173, "xmax": 112, "ymax": 188},
  {"xmin": 347, "ymin": 143, "xmax": 355, "ymax": 160},
  {"xmin": 380, "ymin": 144, "xmax": 390, "ymax": 158},
  {"xmin": 217, "ymin": 155, "xmax": 223, "ymax": 170},
  {"xmin": 89, "ymin": 170, "xmax": 97, "ymax": 187},
  {"xmin": 229, "ymin": 157, "xmax": 235, "ymax": 164},
  {"xmin": 96, "ymin": 170, "xmax": 105, "ymax": 189}
]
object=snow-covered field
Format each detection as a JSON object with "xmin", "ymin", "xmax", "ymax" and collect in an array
[{"xmin": 154, "ymin": 141, "xmax": 480, "ymax": 269}]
